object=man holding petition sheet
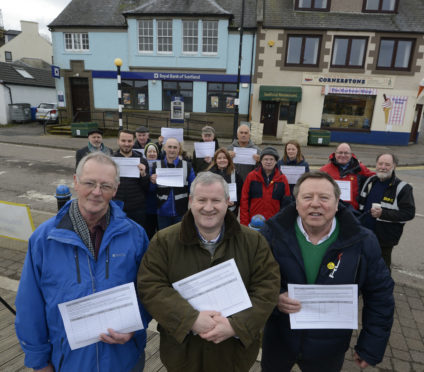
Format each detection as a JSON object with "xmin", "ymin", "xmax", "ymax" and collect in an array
[
  {"xmin": 138, "ymin": 172, "xmax": 280, "ymax": 372},
  {"xmin": 113, "ymin": 130, "xmax": 149, "ymax": 228},
  {"xmin": 260, "ymin": 171, "xmax": 394, "ymax": 372},
  {"xmin": 15, "ymin": 152, "xmax": 150, "ymax": 372}
]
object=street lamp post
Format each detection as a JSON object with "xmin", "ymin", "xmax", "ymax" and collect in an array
[
  {"xmin": 232, "ymin": 0, "xmax": 245, "ymax": 140},
  {"xmin": 114, "ymin": 58, "xmax": 123, "ymax": 130}
]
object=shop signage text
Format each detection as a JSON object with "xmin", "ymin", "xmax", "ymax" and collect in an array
[{"xmin": 303, "ymin": 73, "xmax": 394, "ymax": 89}]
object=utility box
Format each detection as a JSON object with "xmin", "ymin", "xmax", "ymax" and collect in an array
[
  {"xmin": 9, "ymin": 103, "xmax": 31, "ymax": 123},
  {"xmin": 308, "ymin": 129, "xmax": 331, "ymax": 146},
  {"xmin": 71, "ymin": 122, "xmax": 98, "ymax": 137}
]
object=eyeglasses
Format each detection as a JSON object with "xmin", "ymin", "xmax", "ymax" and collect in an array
[
  {"xmin": 336, "ymin": 152, "xmax": 351, "ymax": 156},
  {"xmin": 78, "ymin": 180, "xmax": 116, "ymax": 192}
]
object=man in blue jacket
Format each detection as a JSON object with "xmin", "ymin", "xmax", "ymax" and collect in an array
[
  {"xmin": 15, "ymin": 152, "xmax": 150, "ymax": 372},
  {"xmin": 260, "ymin": 171, "xmax": 394, "ymax": 372}
]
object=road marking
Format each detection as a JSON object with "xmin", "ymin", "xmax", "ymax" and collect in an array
[
  {"xmin": 63, "ymin": 155, "xmax": 74, "ymax": 159},
  {"xmin": 18, "ymin": 190, "xmax": 56, "ymax": 202},
  {"xmin": 0, "ymin": 275, "xmax": 19, "ymax": 292},
  {"xmin": 416, "ymin": 213, "xmax": 424, "ymax": 218},
  {"xmin": 396, "ymin": 269, "xmax": 424, "ymax": 281},
  {"xmin": 0, "ymin": 171, "xmax": 6, "ymax": 175}
]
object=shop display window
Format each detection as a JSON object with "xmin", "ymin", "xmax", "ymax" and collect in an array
[
  {"xmin": 162, "ymin": 81, "xmax": 193, "ymax": 112},
  {"xmin": 122, "ymin": 80, "xmax": 149, "ymax": 110},
  {"xmin": 207, "ymin": 83, "xmax": 237, "ymax": 113}
]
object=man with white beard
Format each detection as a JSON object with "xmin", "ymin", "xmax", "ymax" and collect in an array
[{"xmin": 358, "ymin": 153, "xmax": 415, "ymax": 270}]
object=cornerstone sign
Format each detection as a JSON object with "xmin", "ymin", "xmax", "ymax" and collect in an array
[{"xmin": 302, "ymin": 73, "xmax": 395, "ymax": 89}]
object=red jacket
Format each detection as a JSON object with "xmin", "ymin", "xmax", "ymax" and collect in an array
[
  {"xmin": 240, "ymin": 166, "xmax": 290, "ymax": 225},
  {"xmin": 320, "ymin": 153, "xmax": 374, "ymax": 210}
]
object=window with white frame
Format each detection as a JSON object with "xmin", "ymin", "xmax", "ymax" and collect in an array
[
  {"xmin": 64, "ymin": 33, "xmax": 89, "ymax": 51},
  {"xmin": 202, "ymin": 21, "xmax": 218, "ymax": 54},
  {"xmin": 183, "ymin": 20, "xmax": 198, "ymax": 53},
  {"xmin": 157, "ymin": 20, "xmax": 173, "ymax": 53},
  {"xmin": 363, "ymin": 0, "xmax": 398, "ymax": 12},
  {"xmin": 138, "ymin": 20, "xmax": 153, "ymax": 52}
]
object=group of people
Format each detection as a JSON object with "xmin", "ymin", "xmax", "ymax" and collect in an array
[{"xmin": 14, "ymin": 122, "xmax": 415, "ymax": 372}]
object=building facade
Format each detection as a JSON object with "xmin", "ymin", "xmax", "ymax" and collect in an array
[
  {"xmin": 49, "ymin": 0, "xmax": 258, "ymax": 135},
  {"xmin": 252, "ymin": 0, "xmax": 424, "ymax": 145}
]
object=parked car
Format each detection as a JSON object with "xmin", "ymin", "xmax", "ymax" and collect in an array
[{"xmin": 35, "ymin": 103, "xmax": 58, "ymax": 123}]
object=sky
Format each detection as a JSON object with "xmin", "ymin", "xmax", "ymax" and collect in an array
[{"xmin": 0, "ymin": 0, "xmax": 72, "ymax": 39}]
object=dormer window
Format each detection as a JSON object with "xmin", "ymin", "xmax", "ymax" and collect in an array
[
  {"xmin": 295, "ymin": 0, "xmax": 330, "ymax": 11},
  {"xmin": 363, "ymin": 0, "xmax": 398, "ymax": 13}
]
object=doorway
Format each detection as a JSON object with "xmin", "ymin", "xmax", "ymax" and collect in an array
[
  {"xmin": 70, "ymin": 77, "xmax": 91, "ymax": 122},
  {"xmin": 261, "ymin": 101, "xmax": 279, "ymax": 136},
  {"xmin": 410, "ymin": 104, "xmax": 422, "ymax": 143}
]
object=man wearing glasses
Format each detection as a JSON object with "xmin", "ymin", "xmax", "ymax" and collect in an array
[
  {"xmin": 320, "ymin": 143, "xmax": 374, "ymax": 210},
  {"xmin": 15, "ymin": 152, "xmax": 150, "ymax": 372}
]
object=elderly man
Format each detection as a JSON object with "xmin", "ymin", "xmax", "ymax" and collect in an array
[
  {"xmin": 150, "ymin": 137, "xmax": 196, "ymax": 230},
  {"xmin": 192, "ymin": 125, "xmax": 220, "ymax": 174},
  {"xmin": 75, "ymin": 128, "xmax": 113, "ymax": 168},
  {"xmin": 240, "ymin": 147, "xmax": 290, "ymax": 226},
  {"xmin": 113, "ymin": 130, "xmax": 150, "ymax": 228},
  {"xmin": 358, "ymin": 153, "xmax": 415, "ymax": 270},
  {"xmin": 320, "ymin": 142, "xmax": 374, "ymax": 210},
  {"xmin": 133, "ymin": 125, "xmax": 163, "ymax": 155},
  {"xmin": 260, "ymin": 171, "xmax": 394, "ymax": 372},
  {"xmin": 15, "ymin": 152, "xmax": 150, "ymax": 372},
  {"xmin": 227, "ymin": 124, "xmax": 261, "ymax": 181},
  {"xmin": 138, "ymin": 172, "xmax": 280, "ymax": 372}
]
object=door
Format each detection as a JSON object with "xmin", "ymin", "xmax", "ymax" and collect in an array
[
  {"xmin": 260, "ymin": 101, "xmax": 279, "ymax": 136},
  {"xmin": 70, "ymin": 77, "xmax": 91, "ymax": 122},
  {"xmin": 410, "ymin": 104, "xmax": 422, "ymax": 143}
]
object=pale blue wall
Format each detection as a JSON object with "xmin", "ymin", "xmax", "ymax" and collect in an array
[
  {"xmin": 148, "ymin": 80, "xmax": 162, "ymax": 111},
  {"xmin": 93, "ymin": 79, "xmax": 117, "ymax": 109},
  {"xmin": 193, "ymin": 82, "xmax": 207, "ymax": 112}
]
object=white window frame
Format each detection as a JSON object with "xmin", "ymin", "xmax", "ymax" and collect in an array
[
  {"xmin": 157, "ymin": 20, "xmax": 173, "ymax": 54},
  {"xmin": 202, "ymin": 20, "xmax": 218, "ymax": 55},
  {"xmin": 182, "ymin": 20, "xmax": 198, "ymax": 54},
  {"xmin": 64, "ymin": 33, "xmax": 89, "ymax": 51},
  {"xmin": 138, "ymin": 20, "xmax": 154, "ymax": 53}
]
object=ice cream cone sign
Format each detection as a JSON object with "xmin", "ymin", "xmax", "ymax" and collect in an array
[
  {"xmin": 418, "ymin": 78, "xmax": 424, "ymax": 98},
  {"xmin": 382, "ymin": 94, "xmax": 392, "ymax": 125}
]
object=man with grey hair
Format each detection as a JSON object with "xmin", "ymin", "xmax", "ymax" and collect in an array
[
  {"xmin": 138, "ymin": 171, "xmax": 280, "ymax": 372},
  {"xmin": 16, "ymin": 152, "xmax": 150, "ymax": 372},
  {"xmin": 358, "ymin": 153, "xmax": 415, "ymax": 269},
  {"xmin": 227, "ymin": 124, "xmax": 261, "ymax": 181},
  {"xmin": 260, "ymin": 171, "xmax": 394, "ymax": 371}
]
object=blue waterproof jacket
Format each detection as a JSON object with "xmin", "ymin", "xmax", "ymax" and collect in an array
[
  {"xmin": 260, "ymin": 202, "xmax": 394, "ymax": 366},
  {"xmin": 15, "ymin": 200, "xmax": 150, "ymax": 371}
]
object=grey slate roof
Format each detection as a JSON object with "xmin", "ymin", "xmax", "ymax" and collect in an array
[
  {"xmin": 264, "ymin": 0, "xmax": 424, "ymax": 33},
  {"xmin": 0, "ymin": 62, "xmax": 55, "ymax": 88},
  {"xmin": 49, "ymin": 0, "xmax": 258, "ymax": 29}
]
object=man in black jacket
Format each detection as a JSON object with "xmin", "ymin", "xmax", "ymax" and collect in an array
[
  {"xmin": 75, "ymin": 128, "xmax": 112, "ymax": 168},
  {"xmin": 358, "ymin": 153, "xmax": 415, "ymax": 269},
  {"xmin": 113, "ymin": 130, "xmax": 149, "ymax": 228},
  {"xmin": 260, "ymin": 171, "xmax": 394, "ymax": 372}
]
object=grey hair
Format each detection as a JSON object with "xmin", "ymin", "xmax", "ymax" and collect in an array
[
  {"xmin": 75, "ymin": 152, "xmax": 120, "ymax": 185},
  {"xmin": 293, "ymin": 171, "xmax": 341, "ymax": 200},
  {"xmin": 190, "ymin": 172, "xmax": 229, "ymax": 200},
  {"xmin": 237, "ymin": 124, "xmax": 250, "ymax": 134},
  {"xmin": 376, "ymin": 153, "xmax": 398, "ymax": 166}
]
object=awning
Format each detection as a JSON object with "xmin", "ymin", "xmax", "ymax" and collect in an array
[{"xmin": 259, "ymin": 86, "xmax": 302, "ymax": 102}]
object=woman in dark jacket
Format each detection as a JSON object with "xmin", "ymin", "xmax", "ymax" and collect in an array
[
  {"xmin": 207, "ymin": 147, "xmax": 243, "ymax": 216},
  {"xmin": 277, "ymin": 140, "xmax": 310, "ymax": 195}
]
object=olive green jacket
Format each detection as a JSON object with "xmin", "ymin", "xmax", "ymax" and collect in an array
[{"xmin": 138, "ymin": 210, "xmax": 280, "ymax": 372}]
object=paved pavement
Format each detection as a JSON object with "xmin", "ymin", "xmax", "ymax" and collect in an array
[{"xmin": 0, "ymin": 122, "xmax": 423, "ymax": 371}]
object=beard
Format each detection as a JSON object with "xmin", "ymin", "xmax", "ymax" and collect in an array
[{"xmin": 376, "ymin": 169, "xmax": 393, "ymax": 181}]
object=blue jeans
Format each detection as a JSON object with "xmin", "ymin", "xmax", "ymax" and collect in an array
[{"xmin": 157, "ymin": 215, "xmax": 182, "ymax": 230}]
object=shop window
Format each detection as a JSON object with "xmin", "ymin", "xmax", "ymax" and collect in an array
[
  {"xmin": 295, "ymin": 0, "xmax": 330, "ymax": 10},
  {"xmin": 331, "ymin": 37, "xmax": 367, "ymax": 68},
  {"xmin": 64, "ymin": 33, "xmax": 89, "ymax": 51},
  {"xmin": 286, "ymin": 35, "xmax": 321, "ymax": 66},
  {"xmin": 158, "ymin": 20, "xmax": 173, "ymax": 53},
  {"xmin": 122, "ymin": 80, "xmax": 149, "ymax": 110},
  {"xmin": 207, "ymin": 83, "xmax": 237, "ymax": 113},
  {"xmin": 321, "ymin": 94, "xmax": 375, "ymax": 131},
  {"xmin": 376, "ymin": 38, "xmax": 414, "ymax": 70},
  {"xmin": 279, "ymin": 102, "xmax": 297, "ymax": 124},
  {"xmin": 362, "ymin": 0, "xmax": 398, "ymax": 13},
  {"xmin": 138, "ymin": 20, "xmax": 154, "ymax": 52},
  {"xmin": 183, "ymin": 20, "xmax": 198, "ymax": 53},
  {"xmin": 162, "ymin": 81, "xmax": 193, "ymax": 112}
]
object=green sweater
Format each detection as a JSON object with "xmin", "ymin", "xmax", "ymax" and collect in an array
[{"xmin": 295, "ymin": 220, "xmax": 339, "ymax": 284}]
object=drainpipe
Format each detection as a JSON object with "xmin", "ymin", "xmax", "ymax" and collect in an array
[{"xmin": 0, "ymin": 80, "xmax": 13, "ymax": 104}]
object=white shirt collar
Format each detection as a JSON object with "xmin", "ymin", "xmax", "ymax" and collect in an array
[{"xmin": 296, "ymin": 216, "xmax": 337, "ymax": 245}]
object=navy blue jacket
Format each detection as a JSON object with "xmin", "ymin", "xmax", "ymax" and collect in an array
[{"xmin": 260, "ymin": 202, "xmax": 394, "ymax": 366}]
